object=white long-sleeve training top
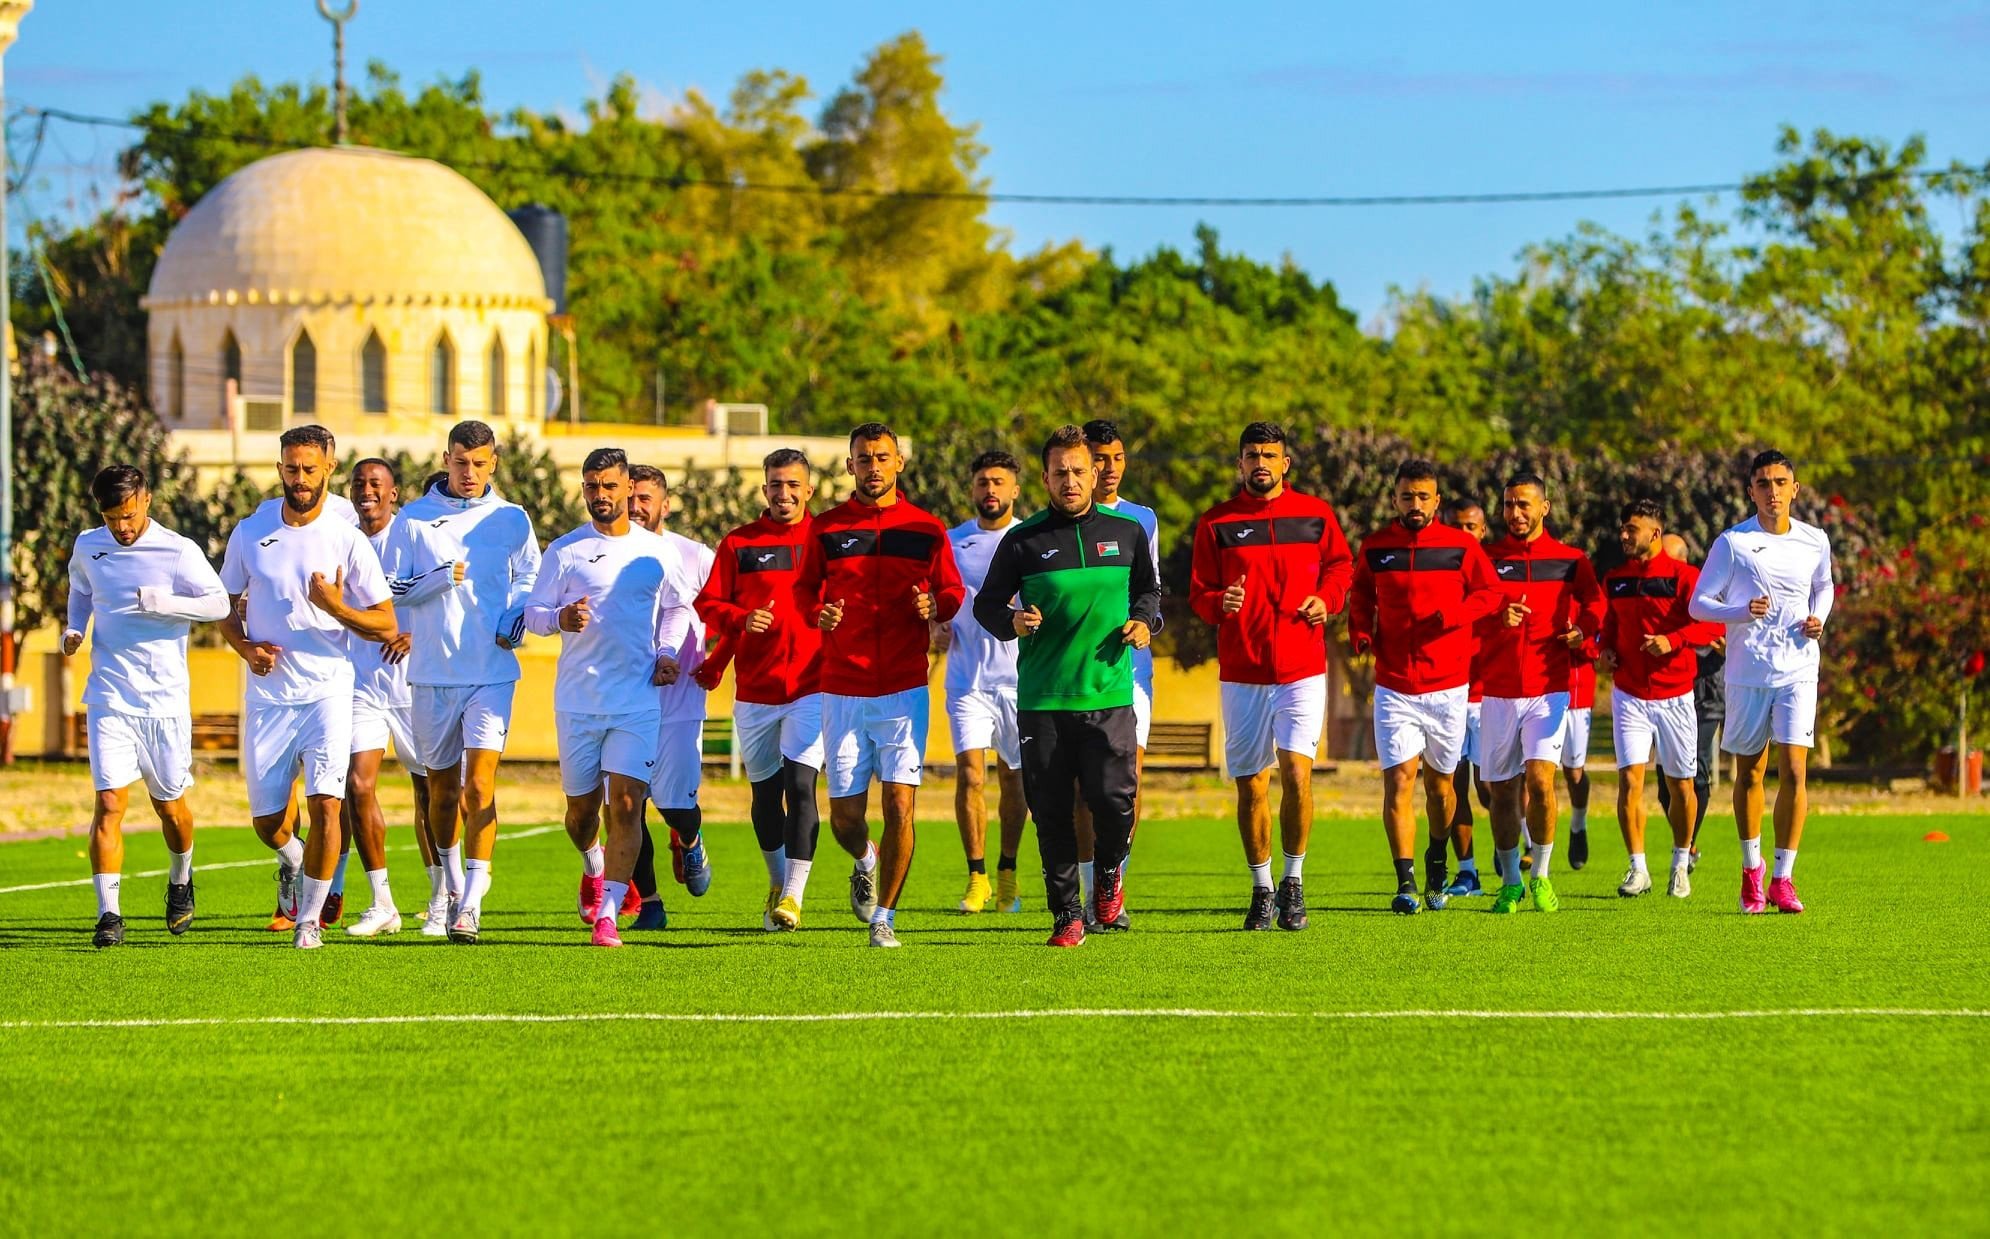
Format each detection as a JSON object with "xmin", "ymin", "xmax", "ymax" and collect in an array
[{"xmin": 1690, "ymin": 515, "xmax": 1835, "ymax": 689}]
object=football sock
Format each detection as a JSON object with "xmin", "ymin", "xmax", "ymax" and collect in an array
[
  {"xmin": 967, "ymin": 857, "xmax": 987, "ymax": 875},
  {"xmin": 762, "ymin": 846, "xmax": 787, "ymax": 885},
  {"xmin": 1079, "ymin": 861, "xmax": 1096, "ymax": 904},
  {"xmin": 298, "ymin": 876, "xmax": 331, "ymax": 925},
  {"xmin": 872, "ymin": 906, "xmax": 895, "ymax": 928},
  {"xmin": 1532, "ymin": 843, "xmax": 1554, "ymax": 879},
  {"xmin": 1671, "ymin": 847, "xmax": 1691, "ymax": 870},
  {"xmin": 582, "ymin": 844, "xmax": 605, "ymax": 878},
  {"xmin": 277, "ymin": 837, "xmax": 305, "ymax": 871},
  {"xmin": 330, "ymin": 851, "xmax": 350, "ymax": 896},
  {"xmin": 782, "ymin": 858, "xmax": 813, "ymax": 904},
  {"xmin": 1248, "ymin": 860, "xmax": 1272, "ymax": 891},
  {"xmin": 1496, "ymin": 847, "xmax": 1522, "ymax": 887},
  {"xmin": 366, "ymin": 867, "xmax": 392, "ymax": 904},
  {"xmin": 1628, "ymin": 852, "xmax": 1647, "ymax": 873},
  {"xmin": 856, "ymin": 841, "xmax": 878, "ymax": 873},
  {"xmin": 996, "ymin": 854, "xmax": 1017, "ymax": 871},
  {"xmin": 1741, "ymin": 837, "xmax": 1763, "ymax": 870},
  {"xmin": 1571, "ymin": 807, "xmax": 1588, "ymax": 833},
  {"xmin": 1458, "ymin": 857, "xmax": 1480, "ymax": 876},
  {"xmin": 462, "ymin": 859, "xmax": 492, "ymax": 913},
  {"xmin": 663, "ymin": 808, "xmax": 702, "ymax": 848},
  {"xmin": 93, "ymin": 872, "xmax": 121, "ymax": 916},
  {"xmin": 438, "ymin": 845, "xmax": 464, "ymax": 896},
  {"xmin": 1773, "ymin": 848, "xmax": 1797, "ymax": 879},
  {"xmin": 632, "ymin": 824, "xmax": 657, "ymax": 898},
  {"xmin": 167, "ymin": 847, "xmax": 193, "ymax": 884},
  {"xmin": 1392, "ymin": 857, "xmax": 1415, "ymax": 891},
  {"xmin": 600, "ymin": 880, "xmax": 629, "ymax": 919},
  {"xmin": 426, "ymin": 864, "xmax": 445, "ymax": 901},
  {"xmin": 1282, "ymin": 851, "xmax": 1305, "ymax": 882}
]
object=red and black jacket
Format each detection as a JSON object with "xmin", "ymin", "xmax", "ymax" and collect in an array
[
  {"xmin": 796, "ymin": 493, "xmax": 964, "ymax": 698},
  {"xmin": 1188, "ymin": 488, "xmax": 1354, "ymax": 685},
  {"xmin": 1348, "ymin": 521, "xmax": 1504, "ymax": 695},
  {"xmin": 1479, "ymin": 531, "xmax": 1607, "ymax": 699},
  {"xmin": 1600, "ymin": 551, "xmax": 1722, "ymax": 701},
  {"xmin": 694, "ymin": 513, "xmax": 822, "ymax": 706},
  {"xmin": 1570, "ymin": 651, "xmax": 1597, "ymax": 710}
]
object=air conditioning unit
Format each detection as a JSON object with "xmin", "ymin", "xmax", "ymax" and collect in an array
[
  {"xmin": 707, "ymin": 402, "xmax": 769, "ymax": 436},
  {"xmin": 241, "ymin": 397, "xmax": 285, "ymax": 432}
]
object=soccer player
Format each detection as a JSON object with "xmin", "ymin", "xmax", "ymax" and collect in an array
[
  {"xmin": 1655, "ymin": 532, "xmax": 1724, "ymax": 872},
  {"xmin": 1479, "ymin": 472, "xmax": 1606, "ymax": 915},
  {"xmin": 341, "ymin": 458, "xmax": 433, "ymax": 938},
  {"xmin": 384, "ymin": 420, "xmax": 542, "ymax": 944},
  {"xmin": 629, "ymin": 463, "xmax": 717, "ymax": 922},
  {"xmin": 1560, "ymin": 644, "xmax": 1598, "ymax": 870},
  {"xmin": 1437, "ymin": 495, "xmax": 1494, "ymax": 897},
  {"xmin": 1074, "ymin": 418, "xmax": 1161, "ymax": 926},
  {"xmin": 524, "ymin": 449, "xmax": 683, "ymax": 947},
  {"xmin": 63, "ymin": 465, "xmax": 230, "ymax": 947},
  {"xmin": 696, "ymin": 449, "xmax": 825, "ymax": 931},
  {"xmin": 1690, "ymin": 450, "xmax": 1834, "ymax": 914},
  {"xmin": 973, "ymin": 425, "xmax": 1160, "ymax": 947},
  {"xmin": 1189, "ymin": 422, "xmax": 1353, "ymax": 931},
  {"xmin": 1349, "ymin": 461, "xmax": 1503, "ymax": 914},
  {"xmin": 937, "ymin": 450, "xmax": 1028, "ymax": 914},
  {"xmin": 797, "ymin": 422, "xmax": 966, "ymax": 948},
  {"xmin": 1597, "ymin": 500, "xmax": 1722, "ymax": 898},
  {"xmin": 219, "ymin": 426, "xmax": 396, "ymax": 949}
]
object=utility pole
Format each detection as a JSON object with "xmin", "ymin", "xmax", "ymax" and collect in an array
[
  {"xmin": 0, "ymin": 2, "xmax": 33, "ymax": 766},
  {"xmin": 317, "ymin": 0, "xmax": 356, "ymax": 145}
]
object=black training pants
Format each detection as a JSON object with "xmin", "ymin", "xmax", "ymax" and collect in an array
[
  {"xmin": 1658, "ymin": 716, "xmax": 1720, "ymax": 839},
  {"xmin": 1020, "ymin": 706, "xmax": 1139, "ymax": 921}
]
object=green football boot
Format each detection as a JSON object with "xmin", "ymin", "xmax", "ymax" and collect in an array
[
  {"xmin": 1530, "ymin": 875, "xmax": 1561, "ymax": 913},
  {"xmin": 1490, "ymin": 883, "xmax": 1528, "ymax": 914}
]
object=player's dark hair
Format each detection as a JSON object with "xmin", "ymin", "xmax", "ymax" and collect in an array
[
  {"xmin": 1749, "ymin": 449, "xmax": 1796, "ymax": 481},
  {"xmin": 1394, "ymin": 459, "xmax": 1440, "ymax": 485},
  {"xmin": 763, "ymin": 448, "xmax": 810, "ymax": 475},
  {"xmin": 582, "ymin": 447, "xmax": 629, "ymax": 476},
  {"xmin": 447, "ymin": 420, "xmax": 498, "ymax": 453},
  {"xmin": 971, "ymin": 450, "xmax": 1021, "ymax": 477},
  {"xmin": 1238, "ymin": 421, "xmax": 1286, "ymax": 453},
  {"xmin": 423, "ymin": 471, "xmax": 449, "ymax": 496},
  {"xmin": 91, "ymin": 464, "xmax": 147, "ymax": 511},
  {"xmin": 279, "ymin": 424, "xmax": 336, "ymax": 457},
  {"xmin": 351, "ymin": 457, "xmax": 396, "ymax": 484},
  {"xmin": 628, "ymin": 463, "xmax": 667, "ymax": 490},
  {"xmin": 1040, "ymin": 424, "xmax": 1089, "ymax": 469},
  {"xmin": 1440, "ymin": 495, "xmax": 1482, "ymax": 521},
  {"xmin": 1505, "ymin": 470, "xmax": 1548, "ymax": 497},
  {"xmin": 849, "ymin": 421, "xmax": 898, "ymax": 450},
  {"xmin": 1621, "ymin": 498, "xmax": 1665, "ymax": 524},
  {"xmin": 1081, "ymin": 419, "xmax": 1123, "ymax": 448}
]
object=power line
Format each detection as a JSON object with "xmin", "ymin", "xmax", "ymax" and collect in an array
[{"xmin": 20, "ymin": 103, "xmax": 1987, "ymax": 210}]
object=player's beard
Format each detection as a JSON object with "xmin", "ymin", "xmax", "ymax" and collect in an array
[
  {"xmin": 588, "ymin": 497, "xmax": 621, "ymax": 524},
  {"xmin": 284, "ymin": 480, "xmax": 326, "ymax": 514},
  {"xmin": 856, "ymin": 474, "xmax": 892, "ymax": 500},
  {"xmin": 1244, "ymin": 470, "xmax": 1278, "ymax": 497},
  {"xmin": 1399, "ymin": 509, "xmax": 1430, "ymax": 531},
  {"xmin": 1508, "ymin": 515, "xmax": 1540, "ymax": 540},
  {"xmin": 976, "ymin": 497, "xmax": 1011, "ymax": 522}
]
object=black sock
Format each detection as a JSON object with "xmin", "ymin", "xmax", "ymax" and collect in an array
[
  {"xmin": 1393, "ymin": 857, "xmax": 1416, "ymax": 891},
  {"xmin": 663, "ymin": 807, "xmax": 702, "ymax": 846},
  {"xmin": 997, "ymin": 854, "xmax": 1017, "ymax": 871},
  {"xmin": 632, "ymin": 819, "xmax": 657, "ymax": 899},
  {"xmin": 1423, "ymin": 840, "xmax": 1448, "ymax": 888},
  {"xmin": 967, "ymin": 857, "xmax": 987, "ymax": 875}
]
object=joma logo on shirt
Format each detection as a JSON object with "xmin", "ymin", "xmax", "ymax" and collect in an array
[
  {"xmin": 1234, "ymin": 527, "xmax": 1256, "ymax": 539},
  {"xmin": 259, "ymin": 537, "xmax": 280, "ymax": 548},
  {"xmin": 1040, "ymin": 548, "xmax": 1059, "ymax": 560},
  {"xmin": 90, "ymin": 551, "xmax": 110, "ymax": 560},
  {"xmin": 587, "ymin": 553, "xmax": 608, "ymax": 563},
  {"xmin": 840, "ymin": 537, "xmax": 860, "ymax": 549},
  {"xmin": 757, "ymin": 553, "xmax": 775, "ymax": 563}
]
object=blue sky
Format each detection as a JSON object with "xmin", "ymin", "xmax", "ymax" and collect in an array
[{"xmin": 11, "ymin": 0, "xmax": 1989, "ymax": 320}]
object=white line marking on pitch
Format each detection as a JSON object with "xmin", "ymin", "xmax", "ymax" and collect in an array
[
  {"xmin": 0, "ymin": 825, "xmax": 564, "ymax": 895},
  {"xmin": 0, "ymin": 1007, "xmax": 1983, "ymax": 1032}
]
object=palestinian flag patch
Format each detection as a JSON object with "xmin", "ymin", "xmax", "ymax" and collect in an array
[{"xmin": 1095, "ymin": 540, "xmax": 1121, "ymax": 557}]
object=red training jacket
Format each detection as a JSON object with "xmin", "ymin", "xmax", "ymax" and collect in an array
[
  {"xmin": 1569, "ymin": 651, "xmax": 1597, "ymax": 710},
  {"xmin": 1468, "ymin": 611, "xmax": 1494, "ymax": 703},
  {"xmin": 695, "ymin": 513, "xmax": 823, "ymax": 706},
  {"xmin": 796, "ymin": 493, "xmax": 964, "ymax": 697},
  {"xmin": 1188, "ymin": 488, "xmax": 1354, "ymax": 685},
  {"xmin": 1479, "ymin": 530, "xmax": 1607, "ymax": 699},
  {"xmin": 1348, "ymin": 520, "xmax": 1504, "ymax": 695},
  {"xmin": 1600, "ymin": 551, "xmax": 1722, "ymax": 701}
]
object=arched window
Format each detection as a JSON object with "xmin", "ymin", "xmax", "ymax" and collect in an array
[
  {"xmin": 291, "ymin": 329, "xmax": 317, "ymax": 415},
  {"xmin": 431, "ymin": 332, "xmax": 455, "ymax": 415},
  {"xmin": 221, "ymin": 329, "xmax": 241, "ymax": 411},
  {"xmin": 526, "ymin": 336, "xmax": 537, "ymax": 419},
  {"xmin": 168, "ymin": 332, "xmax": 184, "ymax": 420},
  {"xmin": 361, "ymin": 329, "xmax": 388, "ymax": 414},
  {"xmin": 488, "ymin": 334, "xmax": 507, "ymax": 418}
]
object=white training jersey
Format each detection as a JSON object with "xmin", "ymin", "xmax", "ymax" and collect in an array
[
  {"xmin": 945, "ymin": 517, "xmax": 1019, "ymax": 696},
  {"xmin": 383, "ymin": 484, "xmax": 542, "ymax": 688},
  {"xmin": 654, "ymin": 528, "xmax": 714, "ymax": 723},
  {"xmin": 65, "ymin": 522, "xmax": 229, "ymax": 717},
  {"xmin": 353, "ymin": 518, "xmax": 412, "ymax": 709},
  {"xmin": 524, "ymin": 523, "xmax": 687, "ymax": 717},
  {"xmin": 1098, "ymin": 496, "xmax": 1161, "ymax": 693},
  {"xmin": 1690, "ymin": 515, "xmax": 1835, "ymax": 689},
  {"xmin": 221, "ymin": 504, "xmax": 392, "ymax": 706}
]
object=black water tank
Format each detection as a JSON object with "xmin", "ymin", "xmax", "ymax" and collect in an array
[{"xmin": 507, "ymin": 204, "xmax": 568, "ymax": 314}]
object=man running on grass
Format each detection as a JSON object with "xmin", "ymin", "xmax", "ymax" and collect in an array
[
  {"xmin": 1690, "ymin": 450, "xmax": 1834, "ymax": 914},
  {"xmin": 973, "ymin": 425, "xmax": 1160, "ymax": 947},
  {"xmin": 1437, "ymin": 495, "xmax": 1495, "ymax": 898},
  {"xmin": 64, "ymin": 465, "xmax": 231, "ymax": 948},
  {"xmin": 1655, "ymin": 532, "xmax": 1725, "ymax": 872},
  {"xmin": 797, "ymin": 422, "xmax": 965, "ymax": 948}
]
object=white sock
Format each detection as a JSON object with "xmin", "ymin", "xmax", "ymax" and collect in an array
[
  {"xmin": 1458, "ymin": 856, "xmax": 1479, "ymax": 875},
  {"xmin": 1571, "ymin": 808, "xmax": 1588, "ymax": 833},
  {"xmin": 330, "ymin": 851, "xmax": 350, "ymax": 895},
  {"xmin": 438, "ymin": 845, "xmax": 464, "ymax": 896},
  {"xmin": 277, "ymin": 837, "xmax": 305, "ymax": 871},
  {"xmin": 298, "ymin": 875, "xmax": 332, "ymax": 925},
  {"xmin": 1671, "ymin": 847, "xmax": 1691, "ymax": 870},
  {"xmin": 366, "ymin": 868, "xmax": 392, "ymax": 905},
  {"xmin": 461, "ymin": 858, "xmax": 492, "ymax": 913},
  {"xmin": 1629, "ymin": 852, "xmax": 1647, "ymax": 873},
  {"xmin": 1522, "ymin": 824, "xmax": 1536, "ymax": 849},
  {"xmin": 167, "ymin": 848, "xmax": 193, "ymax": 884},
  {"xmin": 93, "ymin": 872, "xmax": 121, "ymax": 916},
  {"xmin": 582, "ymin": 844, "xmax": 605, "ymax": 878},
  {"xmin": 1496, "ymin": 847, "xmax": 1521, "ymax": 886},
  {"xmin": 427, "ymin": 864, "xmax": 445, "ymax": 901},
  {"xmin": 871, "ymin": 905, "xmax": 895, "ymax": 927},
  {"xmin": 856, "ymin": 841, "xmax": 878, "ymax": 873},
  {"xmin": 1773, "ymin": 848, "xmax": 1797, "ymax": 879},
  {"xmin": 1283, "ymin": 851, "xmax": 1305, "ymax": 882},
  {"xmin": 1532, "ymin": 843, "xmax": 1554, "ymax": 879},
  {"xmin": 762, "ymin": 846, "xmax": 787, "ymax": 885},
  {"xmin": 1079, "ymin": 861, "xmax": 1096, "ymax": 904},
  {"xmin": 781, "ymin": 858, "xmax": 813, "ymax": 904},
  {"xmin": 1741, "ymin": 837, "xmax": 1763, "ymax": 870},
  {"xmin": 600, "ymin": 880, "xmax": 628, "ymax": 920},
  {"xmin": 1248, "ymin": 860, "xmax": 1272, "ymax": 890}
]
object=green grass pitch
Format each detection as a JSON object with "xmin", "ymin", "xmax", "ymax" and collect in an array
[{"xmin": 1, "ymin": 810, "xmax": 1984, "ymax": 1235}]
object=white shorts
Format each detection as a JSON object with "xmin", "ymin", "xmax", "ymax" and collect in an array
[
  {"xmin": 351, "ymin": 696, "xmax": 423, "ymax": 774},
  {"xmin": 1723, "ymin": 682, "xmax": 1817, "ymax": 755},
  {"xmin": 87, "ymin": 709, "xmax": 194, "ymax": 802},
  {"xmin": 947, "ymin": 687, "xmax": 1020, "ymax": 769},
  {"xmin": 1463, "ymin": 700, "xmax": 1484, "ymax": 767},
  {"xmin": 1480, "ymin": 692, "xmax": 1570, "ymax": 783},
  {"xmin": 244, "ymin": 696, "xmax": 351, "ymax": 817},
  {"xmin": 1133, "ymin": 681, "xmax": 1153, "ymax": 750},
  {"xmin": 1559, "ymin": 706, "xmax": 1594, "ymax": 771},
  {"xmin": 824, "ymin": 687, "xmax": 929, "ymax": 798},
  {"xmin": 1613, "ymin": 689, "xmax": 1699, "ymax": 780},
  {"xmin": 649, "ymin": 718, "xmax": 704, "ymax": 810},
  {"xmin": 556, "ymin": 710, "xmax": 659, "ymax": 797},
  {"xmin": 411, "ymin": 681, "xmax": 516, "ymax": 772},
  {"xmin": 1372, "ymin": 684, "xmax": 1469, "ymax": 775},
  {"xmin": 735, "ymin": 695, "xmax": 825, "ymax": 783},
  {"xmin": 1220, "ymin": 674, "xmax": 1327, "ymax": 779}
]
